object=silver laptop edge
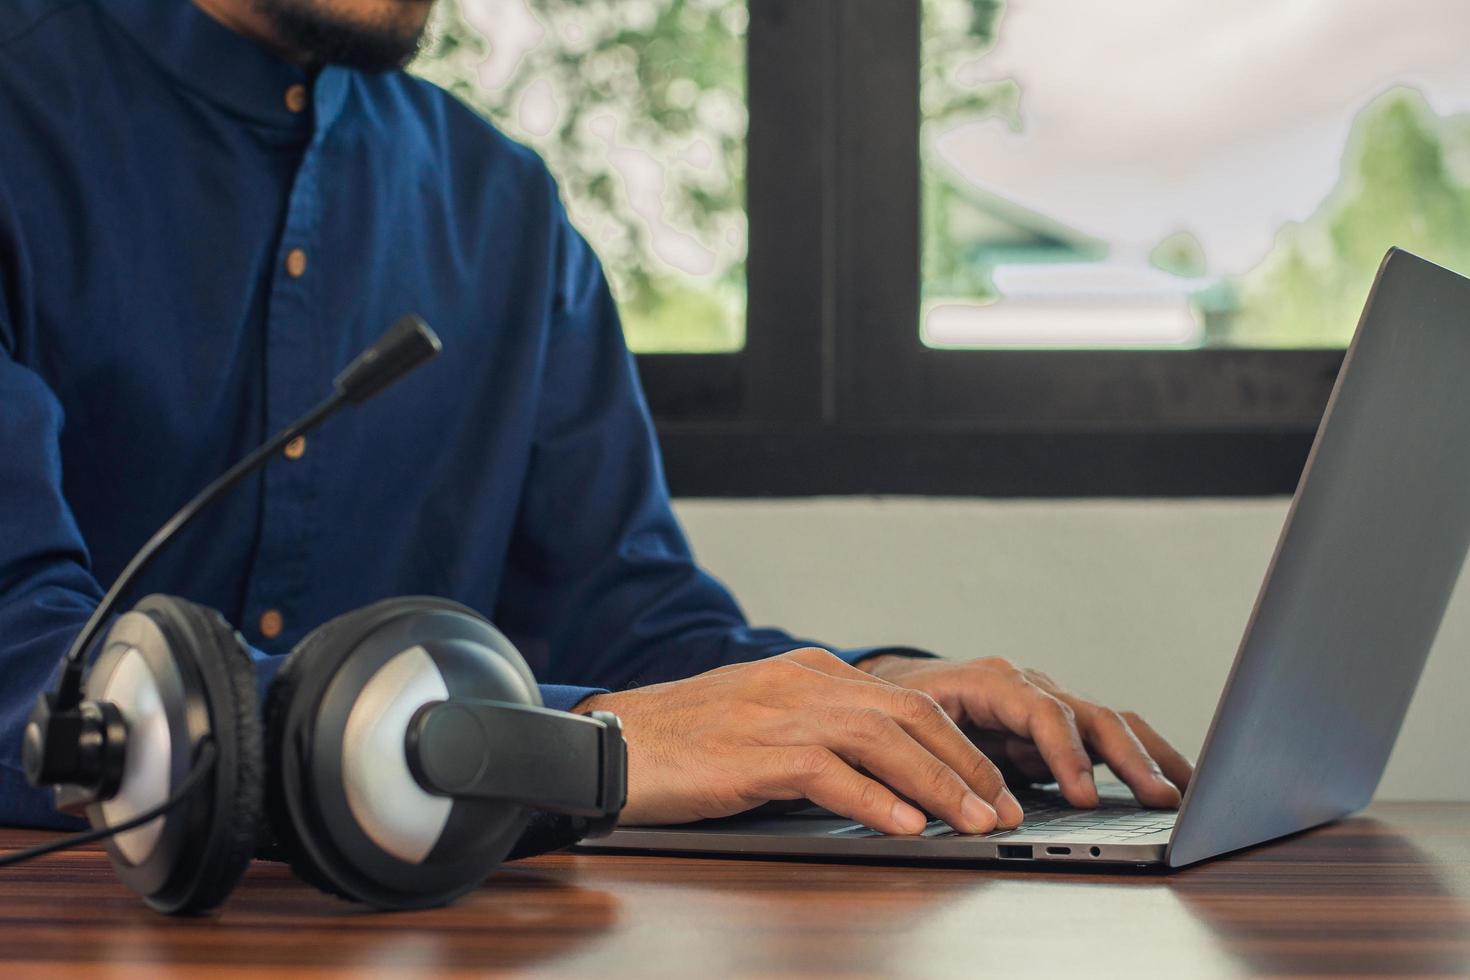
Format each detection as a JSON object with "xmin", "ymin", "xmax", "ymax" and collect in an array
[{"xmin": 586, "ymin": 249, "xmax": 1470, "ymax": 870}]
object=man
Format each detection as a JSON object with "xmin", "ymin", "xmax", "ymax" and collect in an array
[{"xmin": 0, "ymin": 0, "xmax": 1192, "ymax": 840}]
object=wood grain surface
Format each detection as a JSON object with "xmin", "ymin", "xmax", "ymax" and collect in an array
[{"xmin": 0, "ymin": 802, "xmax": 1465, "ymax": 977}]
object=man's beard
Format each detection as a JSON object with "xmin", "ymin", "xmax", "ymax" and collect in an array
[{"xmin": 255, "ymin": 0, "xmax": 432, "ymax": 73}]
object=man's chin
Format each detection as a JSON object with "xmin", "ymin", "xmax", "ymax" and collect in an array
[{"xmin": 257, "ymin": 0, "xmax": 435, "ymax": 73}]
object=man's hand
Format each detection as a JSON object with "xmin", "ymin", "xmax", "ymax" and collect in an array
[
  {"xmin": 574, "ymin": 647, "xmax": 1026, "ymax": 835},
  {"xmin": 858, "ymin": 654, "xmax": 1193, "ymax": 810}
]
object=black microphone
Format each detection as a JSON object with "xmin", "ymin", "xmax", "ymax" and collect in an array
[
  {"xmin": 23, "ymin": 315, "xmax": 442, "ymax": 794},
  {"xmin": 334, "ymin": 313, "xmax": 442, "ymax": 404}
]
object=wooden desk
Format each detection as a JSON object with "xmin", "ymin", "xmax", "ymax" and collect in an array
[{"xmin": 0, "ymin": 803, "xmax": 1465, "ymax": 977}]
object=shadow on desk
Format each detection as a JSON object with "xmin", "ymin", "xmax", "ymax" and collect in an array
[
  {"xmin": 1168, "ymin": 814, "xmax": 1468, "ymax": 976},
  {"xmin": 0, "ymin": 856, "xmax": 620, "ymax": 974}
]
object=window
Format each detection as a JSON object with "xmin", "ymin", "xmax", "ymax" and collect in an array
[{"xmin": 415, "ymin": 0, "xmax": 1420, "ymax": 497}]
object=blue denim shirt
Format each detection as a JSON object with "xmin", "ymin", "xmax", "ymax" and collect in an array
[{"xmin": 0, "ymin": 1, "xmax": 920, "ymax": 827}]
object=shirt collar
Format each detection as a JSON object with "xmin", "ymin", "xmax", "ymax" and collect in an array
[{"xmin": 96, "ymin": 0, "xmax": 351, "ymax": 133}]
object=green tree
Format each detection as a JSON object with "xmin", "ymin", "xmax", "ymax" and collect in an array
[
  {"xmin": 415, "ymin": 0, "xmax": 1008, "ymax": 351},
  {"xmin": 1222, "ymin": 88, "xmax": 1470, "ymax": 347},
  {"xmin": 922, "ymin": 1, "xmax": 1017, "ymax": 302}
]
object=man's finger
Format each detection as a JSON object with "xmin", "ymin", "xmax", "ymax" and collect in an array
[
  {"xmin": 750, "ymin": 656, "xmax": 1020, "ymax": 829},
  {"xmin": 764, "ymin": 746, "xmax": 928, "ymax": 836},
  {"xmin": 1063, "ymin": 699, "xmax": 1181, "ymax": 808},
  {"xmin": 865, "ymin": 684, "xmax": 1023, "ymax": 826},
  {"xmin": 791, "ymin": 662, "xmax": 1026, "ymax": 826},
  {"xmin": 962, "ymin": 676, "xmax": 1098, "ymax": 808},
  {"xmin": 1120, "ymin": 711, "xmax": 1195, "ymax": 791},
  {"xmin": 811, "ymin": 705, "xmax": 1003, "ymax": 833}
]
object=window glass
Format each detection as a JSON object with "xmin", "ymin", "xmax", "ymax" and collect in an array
[
  {"xmin": 416, "ymin": 0, "xmax": 748, "ymax": 352},
  {"xmin": 922, "ymin": 0, "xmax": 1470, "ymax": 348}
]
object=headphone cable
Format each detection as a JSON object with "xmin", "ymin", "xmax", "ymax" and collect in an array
[{"xmin": 0, "ymin": 738, "xmax": 218, "ymax": 868}]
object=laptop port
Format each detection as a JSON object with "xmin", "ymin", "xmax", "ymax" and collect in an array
[
  {"xmin": 1045, "ymin": 846, "xmax": 1071, "ymax": 855},
  {"xmin": 997, "ymin": 845, "xmax": 1033, "ymax": 859}
]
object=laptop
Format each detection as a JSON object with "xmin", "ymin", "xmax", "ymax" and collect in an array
[{"xmin": 584, "ymin": 248, "xmax": 1470, "ymax": 869}]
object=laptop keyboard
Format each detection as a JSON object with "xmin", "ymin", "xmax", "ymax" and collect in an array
[
  {"xmin": 832, "ymin": 800, "xmax": 1177, "ymax": 841},
  {"xmin": 992, "ymin": 801, "xmax": 1177, "ymax": 841}
]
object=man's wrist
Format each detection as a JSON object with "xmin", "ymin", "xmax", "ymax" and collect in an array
[
  {"xmin": 542, "ymin": 684, "xmax": 611, "ymax": 714},
  {"xmin": 570, "ymin": 691, "xmax": 610, "ymax": 715}
]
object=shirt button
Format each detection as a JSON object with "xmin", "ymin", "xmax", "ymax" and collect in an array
[
  {"xmin": 284, "ymin": 83, "xmax": 309, "ymax": 114},
  {"xmin": 259, "ymin": 609, "xmax": 284, "ymax": 640},
  {"xmin": 285, "ymin": 248, "xmax": 308, "ymax": 278},
  {"xmin": 283, "ymin": 435, "xmax": 307, "ymax": 461}
]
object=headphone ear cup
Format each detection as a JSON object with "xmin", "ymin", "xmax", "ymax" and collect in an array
[
  {"xmin": 264, "ymin": 597, "xmax": 539, "ymax": 910},
  {"xmin": 84, "ymin": 595, "xmax": 263, "ymax": 915}
]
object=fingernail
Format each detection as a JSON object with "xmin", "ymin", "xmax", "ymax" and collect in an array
[
  {"xmin": 961, "ymin": 793, "xmax": 996, "ymax": 832},
  {"xmin": 891, "ymin": 801, "xmax": 927, "ymax": 835},
  {"xmin": 997, "ymin": 788, "xmax": 1024, "ymax": 827}
]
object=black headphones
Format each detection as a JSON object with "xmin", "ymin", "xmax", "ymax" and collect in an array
[{"xmin": 15, "ymin": 318, "xmax": 626, "ymax": 914}]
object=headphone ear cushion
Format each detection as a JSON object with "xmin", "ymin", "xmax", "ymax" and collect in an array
[
  {"xmin": 260, "ymin": 613, "xmax": 357, "ymax": 900},
  {"xmin": 105, "ymin": 596, "xmax": 263, "ymax": 915},
  {"xmin": 176, "ymin": 611, "xmax": 263, "ymax": 913}
]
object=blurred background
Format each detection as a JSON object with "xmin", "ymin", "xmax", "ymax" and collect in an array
[
  {"xmin": 419, "ymin": 0, "xmax": 1470, "ymax": 353},
  {"xmin": 411, "ymin": 0, "xmax": 1470, "ymax": 800}
]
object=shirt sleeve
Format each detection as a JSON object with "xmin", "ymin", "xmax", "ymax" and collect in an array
[
  {"xmin": 0, "ymin": 339, "xmax": 294, "ymax": 829},
  {"xmin": 0, "ymin": 341, "xmax": 107, "ymax": 828},
  {"xmin": 492, "ymin": 203, "xmax": 936, "ymax": 693}
]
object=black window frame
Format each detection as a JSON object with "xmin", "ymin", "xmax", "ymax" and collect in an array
[{"xmin": 638, "ymin": 0, "xmax": 1340, "ymax": 497}]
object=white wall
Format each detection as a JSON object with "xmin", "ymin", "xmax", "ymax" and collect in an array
[{"xmin": 673, "ymin": 497, "xmax": 1469, "ymax": 801}]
